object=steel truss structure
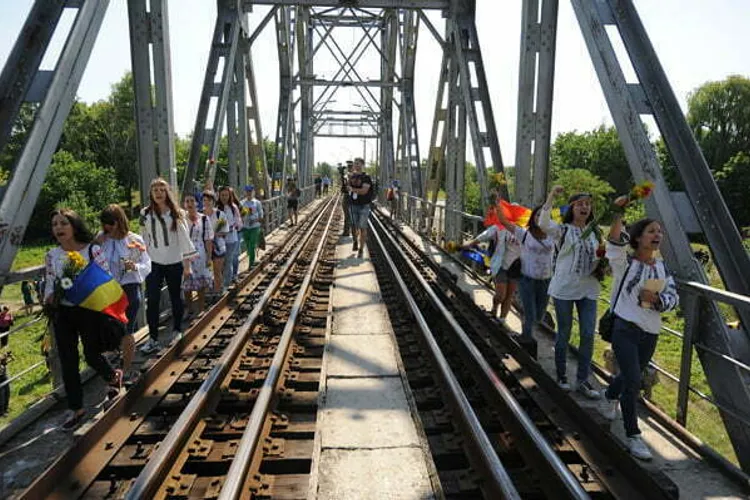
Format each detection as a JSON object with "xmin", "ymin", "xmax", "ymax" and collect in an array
[{"xmin": 1, "ymin": 0, "xmax": 750, "ymax": 471}]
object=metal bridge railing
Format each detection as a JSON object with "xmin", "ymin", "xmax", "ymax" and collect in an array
[
  {"xmin": 392, "ymin": 193, "xmax": 750, "ymax": 467},
  {"xmin": 0, "ymin": 187, "xmax": 317, "ymax": 395}
]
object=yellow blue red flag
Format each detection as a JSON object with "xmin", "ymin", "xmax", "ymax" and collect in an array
[{"xmin": 64, "ymin": 263, "xmax": 129, "ymax": 323}]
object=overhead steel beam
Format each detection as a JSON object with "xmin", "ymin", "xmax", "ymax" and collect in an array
[
  {"xmin": 128, "ymin": 0, "xmax": 177, "ymax": 201},
  {"xmin": 572, "ymin": 0, "xmax": 750, "ymax": 471},
  {"xmin": 514, "ymin": 0, "xmax": 558, "ymax": 206},
  {"xmin": 182, "ymin": 0, "xmax": 243, "ymax": 197},
  {"xmin": 245, "ymin": 0, "xmax": 448, "ymax": 8},
  {"xmin": 0, "ymin": 0, "xmax": 110, "ymax": 286}
]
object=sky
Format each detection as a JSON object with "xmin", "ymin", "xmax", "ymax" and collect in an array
[{"xmin": 1, "ymin": 0, "xmax": 749, "ymax": 168}]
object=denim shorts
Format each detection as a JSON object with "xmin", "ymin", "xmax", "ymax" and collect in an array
[
  {"xmin": 494, "ymin": 259, "xmax": 521, "ymax": 283},
  {"xmin": 349, "ymin": 204, "xmax": 371, "ymax": 229}
]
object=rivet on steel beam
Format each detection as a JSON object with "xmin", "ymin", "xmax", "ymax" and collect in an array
[{"xmin": 105, "ymin": 441, "xmax": 114, "ymax": 450}]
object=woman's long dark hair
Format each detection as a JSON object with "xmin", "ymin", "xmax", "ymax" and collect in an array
[
  {"xmin": 147, "ymin": 177, "xmax": 182, "ymax": 231},
  {"xmin": 100, "ymin": 204, "xmax": 130, "ymax": 239},
  {"xmin": 527, "ymin": 205, "xmax": 546, "ymax": 239},
  {"xmin": 628, "ymin": 218, "xmax": 659, "ymax": 250},
  {"xmin": 562, "ymin": 195, "xmax": 595, "ymax": 225},
  {"xmin": 52, "ymin": 208, "xmax": 93, "ymax": 244},
  {"xmin": 217, "ymin": 186, "xmax": 240, "ymax": 213}
]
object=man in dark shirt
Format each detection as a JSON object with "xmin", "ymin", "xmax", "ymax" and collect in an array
[{"xmin": 348, "ymin": 157, "xmax": 372, "ymax": 258}]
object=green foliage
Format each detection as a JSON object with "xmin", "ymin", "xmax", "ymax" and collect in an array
[
  {"xmin": 550, "ymin": 126, "xmax": 632, "ymax": 194},
  {"xmin": 714, "ymin": 151, "xmax": 750, "ymax": 227},
  {"xmin": 687, "ymin": 75, "xmax": 750, "ymax": 171},
  {"xmin": 28, "ymin": 151, "xmax": 120, "ymax": 240},
  {"xmin": 315, "ymin": 161, "xmax": 334, "ymax": 178},
  {"xmin": 624, "ymin": 200, "xmax": 647, "ymax": 224},
  {"xmin": 550, "ymin": 167, "xmax": 615, "ymax": 218}
]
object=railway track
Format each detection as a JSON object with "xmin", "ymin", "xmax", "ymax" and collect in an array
[
  {"xmin": 368, "ymin": 209, "xmax": 679, "ymax": 499},
  {"xmin": 20, "ymin": 197, "xmax": 340, "ymax": 499}
]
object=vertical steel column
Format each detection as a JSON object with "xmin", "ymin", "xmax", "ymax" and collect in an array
[
  {"xmin": 398, "ymin": 10, "xmax": 423, "ymax": 197},
  {"xmin": 297, "ymin": 6, "xmax": 313, "ymax": 188},
  {"xmin": 424, "ymin": 51, "xmax": 450, "ymax": 231},
  {"xmin": 128, "ymin": 0, "xmax": 177, "ymax": 199},
  {"xmin": 451, "ymin": 0, "xmax": 507, "ymax": 206},
  {"xmin": 380, "ymin": 9, "xmax": 398, "ymax": 188},
  {"xmin": 514, "ymin": 0, "xmax": 558, "ymax": 206},
  {"xmin": 444, "ymin": 42, "xmax": 466, "ymax": 243},
  {"xmin": 226, "ymin": 54, "xmax": 249, "ymax": 190},
  {"xmin": 182, "ymin": 0, "xmax": 242, "ymax": 197},
  {"xmin": 242, "ymin": 38, "xmax": 270, "ymax": 197},
  {"xmin": 572, "ymin": 0, "xmax": 750, "ymax": 470},
  {"xmin": 0, "ymin": 0, "xmax": 110, "ymax": 285},
  {"xmin": 273, "ymin": 6, "xmax": 295, "ymax": 194}
]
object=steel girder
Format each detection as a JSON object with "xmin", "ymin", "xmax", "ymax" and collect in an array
[
  {"xmin": 0, "ymin": 0, "xmax": 65, "ymax": 156},
  {"xmin": 0, "ymin": 0, "xmax": 110, "ymax": 286},
  {"xmin": 241, "ymin": 34, "xmax": 271, "ymax": 197},
  {"xmin": 272, "ymin": 6, "xmax": 295, "ymax": 193},
  {"xmin": 128, "ymin": 0, "xmax": 178, "ymax": 201},
  {"xmin": 444, "ymin": 48, "xmax": 466, "ymax": 243},
  {"xmin": 379, "ymin": 8, "xmax": 398, "ymax": 187},
  {"xmin": 396, "ymin": 10, "xmax": 422, "ymax": 197},
  {"xmin": 245, "ymin": 0, "xmax": 449, "ymax": 8},
  {"xmin": 424, "ymin": 51, "xmax": 450, "ymax": 231},
  {"xmin": 572, "ymin": 0, "xmax": 750, "ymax": 470},
  {"xmin": 182, "ymin": 0, "xmax": 243, "ymax": 197},
  {"xmin": 514, "ymin": 0, "xmax": 558, "ymax": 207},
  {"xmin": 297, "ymin": 6, "xmax": 314, "ymax": 188},
  {"xmin": 226, "ymin": 52, "xmax": 249, "ymax": 190},
  {"xmin": 450, "ymin": 0, "xmax": 506, "ymax": 206}
]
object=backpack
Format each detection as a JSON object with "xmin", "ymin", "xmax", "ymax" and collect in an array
[{"xmin": 552, "ymin": 225, "xmax": 569, "ymax": 271}]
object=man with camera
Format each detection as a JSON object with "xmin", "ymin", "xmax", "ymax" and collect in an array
[{"xmin": 348, "ymin": 157, "xmax": 372, "ymax": 258}]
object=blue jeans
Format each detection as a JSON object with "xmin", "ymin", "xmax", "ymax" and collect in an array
[
  {"xmin": 605, "ymin": 317, "xmax": 658, "ymax": 436},
  {"xmin": 519, "ymin": 275, "xmax": 549, "ymax": 340},
  {"xmin": 223, "ymin": 241, "xmax": 239, "ymax": 287},
  {"xmin": 553, "ymin": 297, "xmax": 597, "ymax": 383}
]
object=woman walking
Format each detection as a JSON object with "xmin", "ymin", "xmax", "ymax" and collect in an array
[
  {"xmin": 183, "ymin": 193, "xmax": 215, "ymax": 315},
  {"xmin": 461, "ymin": 218, "xmax": 521, "ymax": 324},
  {"xmin": 218, "ymin": 186, "xmax": 242, "ymax": 286},
  {"xmin": 538, "ymin": 185, "xmax": 602, "ymax": 398},
  {"xmin": 203, "ymin": 191, "xmax": 226, "ymax": 293},
  {"xmin": 286, "ymin": 179, "xmax": 300, "ymax": 226},
  {"xmin": 44, "ymin": 209, "xmax": 123, "ymax": 430},
  {"xmin": 98, "ymin": 205, "xmax": 151, "ymax": 381},
  {"xmin": 140, "ymin": 178, "xmax": 196, "ymax": 354},
  {"xmin": 240, "ymin": 185, "xmax": 264, "ymax": 268},
  {"xmin": 495, "ymin": 205, "xmax": 554, "ymax": 340},
  {"xmin": 602, "ymin": 202, "xmax": 678, "ymax": 460}
]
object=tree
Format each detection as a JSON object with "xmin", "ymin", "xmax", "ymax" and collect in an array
[
  {"xmin": 27, "ymin": 150, "xmax": 121, "ymax": 240},
  {"xmin": 315, "ymin": 161, "xmax": 333, "ymax": 178},
  {"xmin": 714, "ymin": 152, "xmax": 750, "ymax": 227},
  {"xmin": 550, "ymin": 126, "xmax": 632, "ymax": 194},
  {"xmin": 687, "ymin": 75, "xmax": 750, "ymax": 171},
  {"xmin": 550, "ymin": 168, "xmax": 615, "ymax": 219}
]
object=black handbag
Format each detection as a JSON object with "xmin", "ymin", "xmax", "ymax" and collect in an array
[{"xmin": 598, "ymin": 259, "xmax": 633, "ymax": 343}]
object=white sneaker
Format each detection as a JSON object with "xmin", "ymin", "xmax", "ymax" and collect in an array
[
  {"xmin": 602, "ymin": 398, "xmax": 619, "ymax": 421},
  {"xmin": 139, "ymin": 338, "xmax": 160, "ymax": 355},
  {"xmin": 557, "ymin": 377, "xmax": 571, "ymax": 391},
  {"xmin": 627, "ymin": 435, "xmax": 653, "ymax": 461},
  {"xmin": 575, "ymin": 380, "xmax": 602, "ymax": 400}
]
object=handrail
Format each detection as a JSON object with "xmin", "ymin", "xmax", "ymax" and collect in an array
[{"xmin": 677, "ymin": 280, "xmax": 750, "ymax": 311}]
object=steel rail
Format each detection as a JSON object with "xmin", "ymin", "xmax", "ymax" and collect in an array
[
  {"xmin": 370, "ymin": 213, "xmax": 589, "ymax": 500},
  {"xmin": 125, "ymin": 197, "xmax": 337, "ymax": 500},
  {"xmin": 369, "ymin": 217, "xmax": 521, "ymax": 500},
  {"xmin": 218, "ymin": 197, "xmax": 338, "ymax": 499}
]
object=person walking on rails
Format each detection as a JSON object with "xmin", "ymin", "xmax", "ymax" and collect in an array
[
  {"xmin": 348, "ymin": 157, "xmax": 373, "ymax": 258},
  {"xmin": 240, "ymin": 185, "xmax": 264, "ymax": 268}
]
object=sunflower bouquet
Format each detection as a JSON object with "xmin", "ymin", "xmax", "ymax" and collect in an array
[
  {"xmin": 241, "ymin": 206, "xmax": 251, "ymax": 217},
  {"xmin": 215, "ymin": 217, "xmax": 227, "ymax": 233},
  {"xmin": 45, "ymin": 251, "xmax": 86, "ymax": 317}
]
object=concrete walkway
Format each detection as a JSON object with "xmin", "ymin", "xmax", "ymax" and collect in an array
[{"xmin": 310, "ymin": 237, "xmax": 436, "ymax": 500}]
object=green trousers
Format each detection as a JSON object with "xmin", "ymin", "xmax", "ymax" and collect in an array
[{"xmin": 241, "ymin": 227, "xmax": 261, "ymax": 267}]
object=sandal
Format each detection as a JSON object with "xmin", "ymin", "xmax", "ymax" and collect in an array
[{"xmin": 62, "ymin": 410, "xmax": 86, "ymax": 431}]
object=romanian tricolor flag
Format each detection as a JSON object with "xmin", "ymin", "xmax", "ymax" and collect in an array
[
  {"xmin": 64, "ymin": 263, "xmax": 129, "ymax": 323},
  {"xmin": 484, "ymin": 200, "xmax": 562, "ymax": 230}
]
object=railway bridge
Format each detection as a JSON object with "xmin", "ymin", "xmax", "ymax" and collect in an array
[{"xmin": 0, "ymin": 1, "xmax": 750, "ymax": 498}]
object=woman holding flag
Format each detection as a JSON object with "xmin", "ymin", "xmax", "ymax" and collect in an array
[
  {"xmin": 45, "ymin": 209, "xmax": 126, "ymax": 430},
  {"xmin": 494, "ymin": 203, "xmax": 555, "ymax": 341},
  {"xmin": 461, "ymin": 212, "xmax": 521, "ymax": 325},
  {"xmin": 98, "ymin": 204, "xmax": 151, "ymax": 382},
  {"xmin": 538, "ymin": 186, "xmax": 602, "ymax": 399}
]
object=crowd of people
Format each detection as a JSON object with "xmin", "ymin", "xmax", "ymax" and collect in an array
[
  {"xmin": 31, "ymin": 178, "xmax": 265, "ymax": 430},
  {"xmin": 463, "ymin": 185, "xmax": 678, "ymax": 461}
]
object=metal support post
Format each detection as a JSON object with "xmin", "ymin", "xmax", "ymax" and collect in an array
[
  {"xmin": 514, "ymin": 0, "xmax": 558, "ymax": 206},
  {"xmin": 424, "ymin": 51, "xmax": 450, "ymax": 231},
  {"xmin": 0, "ymin": 0, "xmax": 110, "ymax": 286},
  {"xmin": 128, "ymin": 0, "xmax": 178, "ymax": 200},
  {"xmin": 398, "ymin": 10, "xmax": 423, "ymax": 197},
  {"xmin": 571, "ymin": 0, "xmax": 750, "ymax": 470},
  {"xmin": 182, "ymin": 0, "xmax": 242, "ymax": 197},
  {"xmin": 676, "ymin": 293, "xmax": 700, "ymax": 426},
  {"xmin": 450, "ymin": 0, "xmax": 506, "ymax": 206},
  {"xmin": 380, "ymin": 9, "xmax": 398, "ymax": 188},
  {"xmin": 444, "ymin": 52, "xmax": 466, "ymax": 243},
  {"xmin": 226, "ymin": 55, "xmax": 249, "ymax": 190},
  {"xmin": 241, "ymin": 38, "xmax": 270, "ymax": 197},
  {"xmin": 297, "ymin": 6, "xmax": 313, "ymax": 188},
  {"xmin": 273, "ymin": 6, "xmax": 295, "ymax": 194}
]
